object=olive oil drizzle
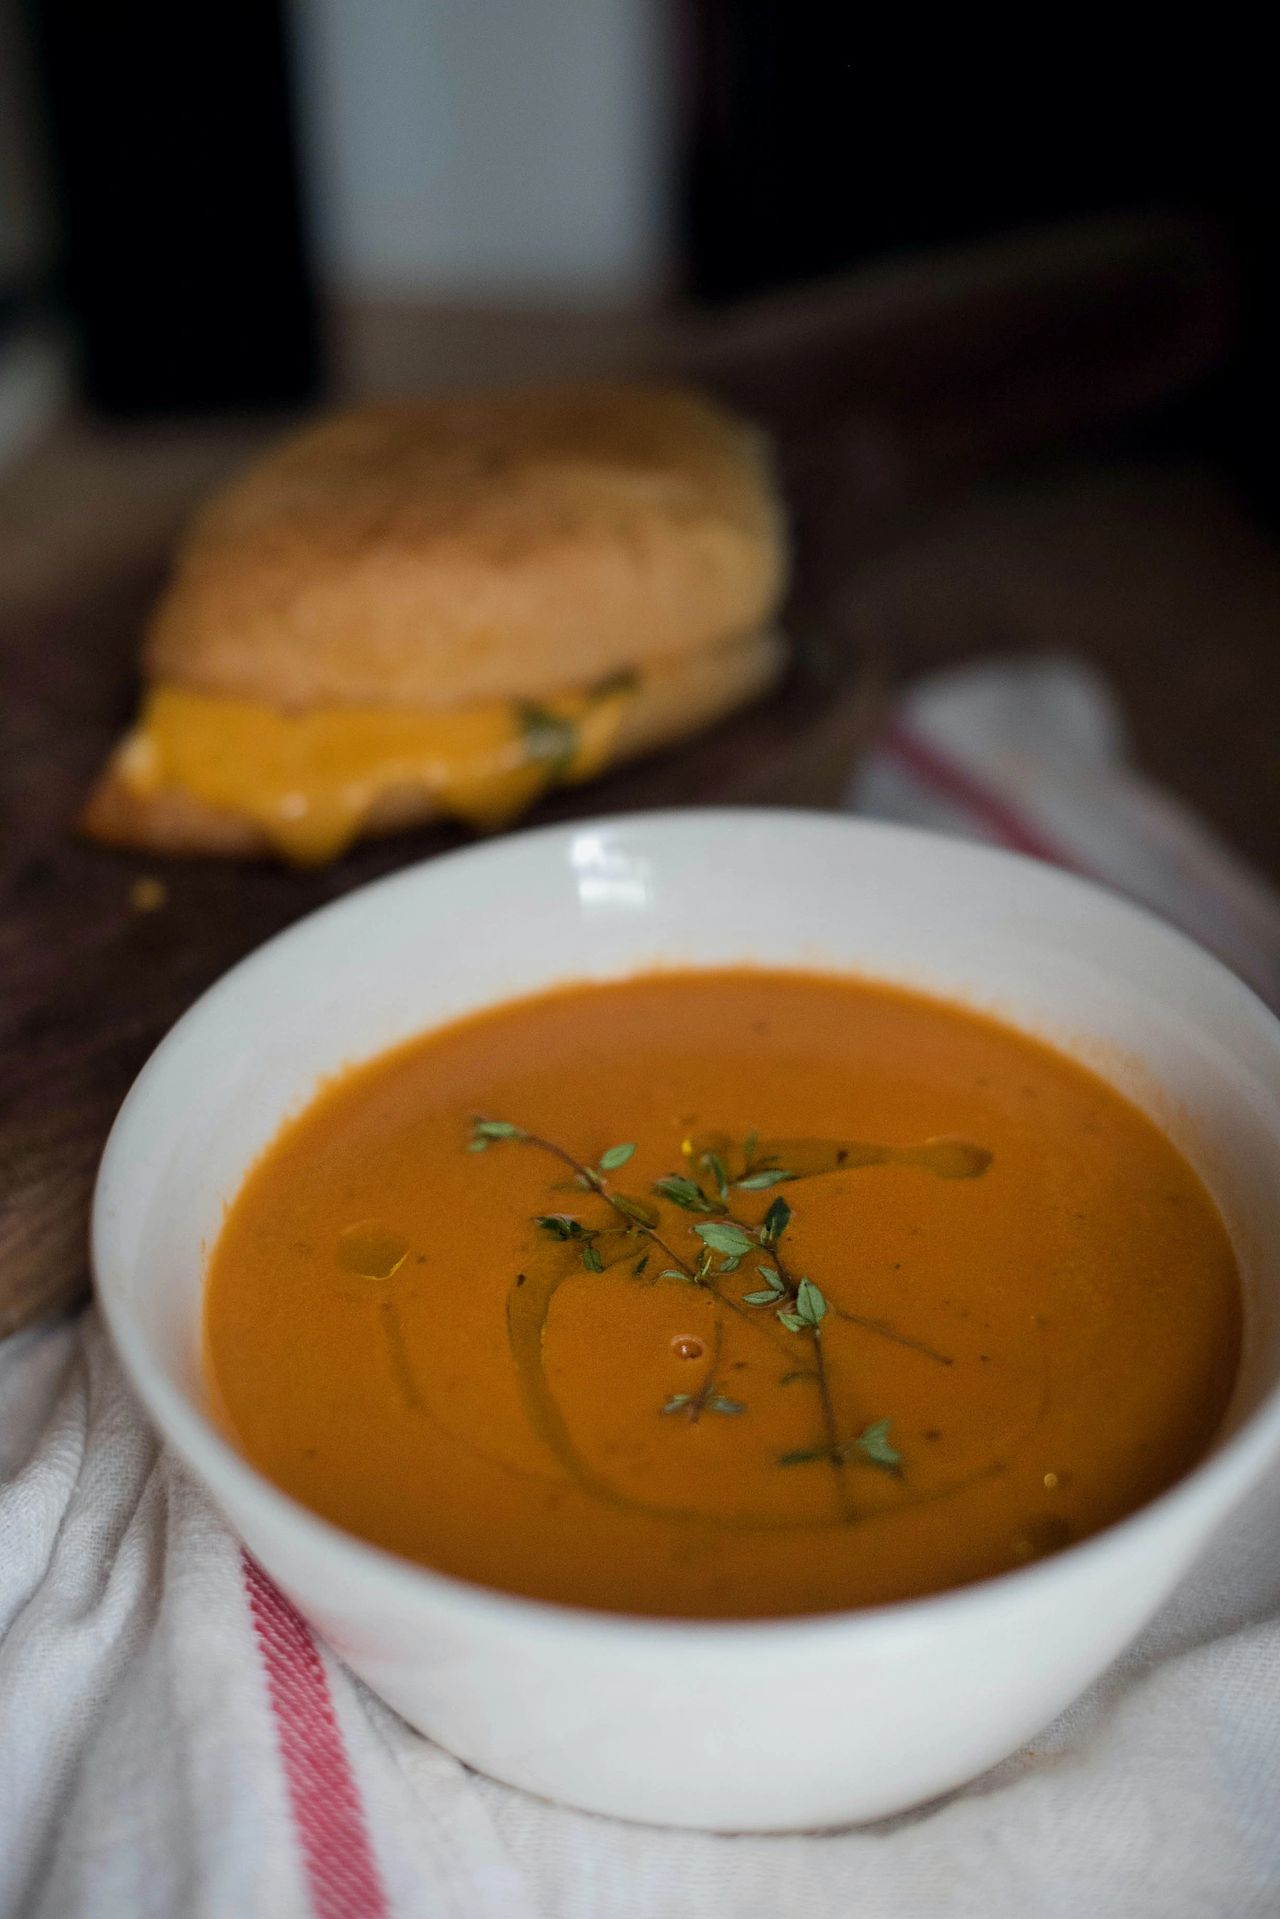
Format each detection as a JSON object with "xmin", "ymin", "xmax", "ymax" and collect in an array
[
  {"xmin": 685, "ymin": 1131, "xmax": 992, "ymax": 1184},
  {"xmin": 504, "ymin": 1241, "xmax": 840, "ymax": 1530},
  {"xmin": 503, "ymin": 1232, "xmax": 1053, "ymax": 1535}
]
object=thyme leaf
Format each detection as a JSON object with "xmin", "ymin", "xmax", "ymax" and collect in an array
[
  {"xmin": 760, "ymin": 1196, "xmax": 792, "ymax": 1247},
  {"xmin": 742, "ymin": 1265, "xmax": 786, "ymax": 1306},
  {"xmin": 777, "ymin": 1419, "xmax": 902, "ymax": 1471},
  {"xmin": 701, "ymin": 1150, "xmax": 731, "ymax": 1199},
  {"xmin": 795, "ymin": 1277, "xmax": 827, "ymax": 1327},
  {"xmin": 535, "ymin": 1213, "xmax": 587, "ymax": 1240},
  {"xmin": 693, "ymin": 1221, "xmax": 756, "ymax": 1258},
  {"xmin": 777, "ymin": 1277, "xmax": 827, "ymax": 1333},
  {"xmin": 661, "ymin": 1390, "xmax": 744, "ymax": 1419},
  {"xmin": 653, "ymin": 1174, "xmax": 724, "ymax": 1215},
  {"xmin": 856, "ymin": 1418, "xmax": 902, "ymax": 1471}
]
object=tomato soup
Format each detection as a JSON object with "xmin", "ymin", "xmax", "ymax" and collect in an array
[{"xmin": 203, "ymin": 970, "xmax": 1241, "ymax": 1617}]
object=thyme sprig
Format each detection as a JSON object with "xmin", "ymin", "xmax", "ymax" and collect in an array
[
  {"xmin": 474, "ymin": 1121, "xmax": 787, "ymax": 1343},
  {"xmin": 780, "ymin": 1417, "xmax": 903, "ymax": 1475},
  {"xmin": 470, "ymin": 1116, "xmax": 960, "ymax": 1523},
  {"xmin": 715, "ymin": 1204, "xmax": 853, "ymax": 1517},
  {"xmin": 667, "ymin": 1153, "xmax": 881, "ymax": 1518},
  {"xmin": 475, "ymin": 1119, "xmax": 687, "ymax": 1276}
]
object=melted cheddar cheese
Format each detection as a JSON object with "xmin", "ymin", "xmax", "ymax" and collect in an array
[{"xmin": 115, "ymin": 677, "xmax": 636, "ymax": 864}]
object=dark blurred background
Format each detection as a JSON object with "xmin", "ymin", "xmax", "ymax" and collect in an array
[
  {"xmin": 2, "ymin": 2, "xmax": 1274, "ymax": 489},
  {"xmin": 2, "ymin": 0, "xmax": 1278, "ymax": 857}
]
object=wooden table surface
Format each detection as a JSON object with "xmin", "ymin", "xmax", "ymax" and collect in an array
[{"xmin": 4, "ymin": 214, "xmax": 1279, "ymax": 1336}]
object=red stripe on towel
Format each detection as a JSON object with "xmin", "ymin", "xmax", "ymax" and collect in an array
[
  {"xmin": 243, "ymin": 1551, "xmax": 390, "ymax": 1919},
  {"xmin": 881, "ymin": 720, "xmax": 1083, "ymax": 870}
]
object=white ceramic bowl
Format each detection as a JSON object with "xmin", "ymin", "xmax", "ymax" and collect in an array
[{"xmin": 93, "ymin": 811, "xmax": 1280, "ymax": 1830}]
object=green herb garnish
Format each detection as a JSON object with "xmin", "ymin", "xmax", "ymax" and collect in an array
[
  {"xmin": 693, "ymin": 1221, "xmax": 756, "ymax": 1258},
  {"xmin": 653, "ymin": 1174, "xmax": 724, "ymax": 1215},
  {"xmin": 778, "ymin": 1276, "xmax": 826, "ymax": 1333},
  {"xmin": 470, "ymin": 1117, "xmax": 528, "ymax": 1149},
  {"xmin": 700, "ymin": 1149, "xmax": 731, "ymax": 1199},
  {"xmin": 779, "ymin": 1418, "xmax": 901, "ymax": 1474},
  {"xmin": 742, "ymin": 1265, "xmax": 786, "ymax": 1307},
  {"xmin": 760, "ymin": 1196, "xmax": 792, "ymax": 1247},
  {"xmin": 471, "ymin": 1118, "xmax": 974, "ymax": 1521},
  {"xmin": 534, "ymin": 1213, "xmax": 587, "ymax": 1240},
  {"xmin": 662, "ymin": 1391, "xmax": 744, "ymax": 1419},
  {"xmin": 797, "ymin": 1277, "xmax": 826, "ymax": 1324},
  {"xmin": 518, "ymin": 701, "xmax": 578, "ymax": 774},
  {"xmin": 855, "ymin": 1418, "xmax": 902, "ymax": 1471}
]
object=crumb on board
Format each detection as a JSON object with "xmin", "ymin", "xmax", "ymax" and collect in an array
[{"xmin": 129, "ymin": 875, "xmax": 168, "ymax": 913}]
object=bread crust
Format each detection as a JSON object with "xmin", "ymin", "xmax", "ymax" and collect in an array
[
  {"xmin": 81, "ymin": 629, "xmax": 785, "ymax": 860},
  {"xmin": 144, "ymin": 386, "xmax": 786, "ymax": 712}
]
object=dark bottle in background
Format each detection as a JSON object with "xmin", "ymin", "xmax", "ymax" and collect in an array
[{"xmin": 27, "ymin": 0, "xmax": 321, "ymax": 415}]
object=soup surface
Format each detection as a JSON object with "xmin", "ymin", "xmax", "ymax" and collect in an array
[{"xmin": 204, "ymin": 970, "xmax": 1242, "ymax": 1617}]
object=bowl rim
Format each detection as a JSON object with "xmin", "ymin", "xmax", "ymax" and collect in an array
[{"xmin": 91, "ymin": 806, "xmax": 1280, "ymax": 1649}]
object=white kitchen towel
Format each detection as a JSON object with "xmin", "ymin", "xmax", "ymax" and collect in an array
[
  {"xmin": 4, "ymin": 655, "xmax": 1279, "ymax": 1919},
  {"xmin": 852, "ymin": 655, "xmax": 1280, "ymax": 1011}
]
